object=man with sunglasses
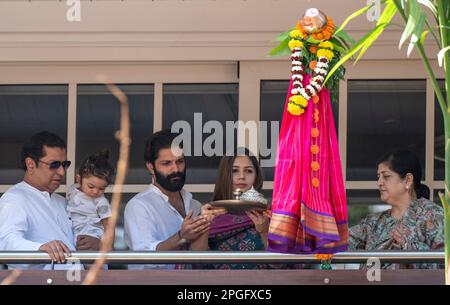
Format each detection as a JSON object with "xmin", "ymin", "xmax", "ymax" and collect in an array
[{"xmin": 0, "ymin": 131, "xmax": 100, "ymax": 269}]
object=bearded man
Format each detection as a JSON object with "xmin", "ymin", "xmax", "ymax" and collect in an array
[{"xmin": 124, "ymin": 129, "xmax": 224, "ymax": 269}]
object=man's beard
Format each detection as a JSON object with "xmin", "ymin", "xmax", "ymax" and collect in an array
[{"xmin": 154, "ymin": 167, "xmax": 186, "ymax": 192}]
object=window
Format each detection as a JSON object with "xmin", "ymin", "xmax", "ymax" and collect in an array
[
  {"xmin": 346, "ymin": 189, "xmax": 388, "ymax": 226},
  {"xmin": 0, "ymin": 85, "xmax": 68, "ymax": 184},
  {"xmin": 76, "ymin": 84, "xmax": 154, "ymax": 184},
  {"xmin": 163, "ymin": 83, "xmax": 239, "ymax": 184},
  {"xmin": 347, "ymin": 80, "xmax": 426, "ymax": 181},
  {"xmin": 434, "ymin": 80, "xmax": 446, "ymax": 180}
]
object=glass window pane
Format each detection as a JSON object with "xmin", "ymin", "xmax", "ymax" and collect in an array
[
  {"xmin": 163, "ymin": 84, "xmax": 239, "ymax": 184},
  {"xmin": 190, "ymin": 192, "xmax": 213, "ymax": 204},
  {"xmin": 260, "ymin": 80, "xmax": 339, "ymax": 181},
  {"xmin": 347, "ymin": 189, "xmax": 389, "ymax": 226},
  {"xmin": 434, "ymin": 80, "xmax": 445, "ymax": 180},
  {"xmin": 77, "ymin": 85, "xmax": 154, "ymax": 184},
  {"xmin": 104, "ymin": 192, "xmax": 137, "ymax": 250},
  {"xmin": 433, "ymin": 189, "xmax": 444, "ymax": 205},
  {"xmin": 347, "ymin": 80, "xmax": 426, "ymax": 181},
  {"xmin": 0, "ymin": 85, "xmax": 68, "ymax": 184}
]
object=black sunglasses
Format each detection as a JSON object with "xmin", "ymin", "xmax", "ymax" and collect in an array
[{"xmin": 39, "ymin": 159, "xmax": 71, "ymax": 170}]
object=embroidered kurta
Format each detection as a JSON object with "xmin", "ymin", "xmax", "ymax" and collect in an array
[{"xmin": 349, "ymin": 197, "xmax": 444, "ymax": 269}]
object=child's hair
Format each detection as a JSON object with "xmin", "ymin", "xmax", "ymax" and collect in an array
[{"xmin": 78, "ymin": 150, "xmax": 116, "ymax": 185}]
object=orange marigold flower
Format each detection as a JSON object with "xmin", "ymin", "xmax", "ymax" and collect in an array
[
  {"xmin": 312, "ymin": 177, "xmax": 320, "ymax": 188},
  {"xmin": 309, "ymin": 45, "xmax": 317, "ymax": 54},
  {"xmin": 309, "ymin": 60, "xmax": 317, "ymax": 70},
  {"xmin": 315, "ymin": 254, "xmax": 333, "ymax": 261},
  {"xmin": 311, "ymin": 128, "xmax": 319, "ymax": 138},
  {"xmin": 314, "ymin": 115, "xmax": 319, "ymax": 123},
  {"xmin": 311, "ymin": 145, "xmax": 320, "ymax": 154},
  {"xmin": 311, "ymin": 161, "xmax": 320, "ymax": 171},
  {"xmin": 315, "ymin": 33, "xmax": 324, "ymax": 40},
  {"xmin": 312, "ymin": 95, "xmax": 319, "ymax": 104},
  {"xmin": 314, "ymin": 109, "xmax": 319, "ymax": 116}
]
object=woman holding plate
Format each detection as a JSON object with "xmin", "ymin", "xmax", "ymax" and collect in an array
[{"xmin": 198, "ymin": 147, "xmax": 272, "ymax": 269}]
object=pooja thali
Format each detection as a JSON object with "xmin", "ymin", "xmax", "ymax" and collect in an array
[{"xmin": 210, "ymin": 199, "xmax": 269, "ymax": 215}]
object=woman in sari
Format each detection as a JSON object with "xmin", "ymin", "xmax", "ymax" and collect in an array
[{"xmin": 205, "ymin": 147, "xmax": 272, "ymax": 269}]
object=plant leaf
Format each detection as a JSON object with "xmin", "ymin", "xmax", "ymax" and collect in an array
[
  {"xmin": 418, "ymin": 0, "xmax": 437, "ymax": 16},
  {"xmin": 268, "ymin": 37, "xmax": 290, "ymax": 57},
  {"xmin": 399, "ymin": 0, "xmax": 423, "ymax": 50},
  {"xmin": 306, "ymin": 36, "xmax": 321, "ymax": 44},
  {"xmin": 334, "ymin": 29, "xmax": 356, "ymax": 45},
  {"xmin": 438, "ymin": 46, "xmax": 450, "ymax": 67},
  {"xmin": 376, "ymin": 0, "xmax": 397, "ymax": 26},
  {"xmin": 325, "ymin": 23, "xmax": 389, "ymax": 85},
  {"xmin": 407, "ymin": 12, "xmax": 425, "ymax": 56},
  {"xmin": 334, "ymin": 2, "xmax": 381, "ymax": 35},
  {"xmin": 420, "ymin": 29, "xmax": 430, "ymax": 45},
  {"xmin": 329, "ymin": 37, "xmax": 348, "ymax": 53},
  {"xmin": 273, "ymin": 27, "xmax": 295, "ymax": 42},
  {"xmin": 354, "ymin": 0, "xmax": 397, "ymax": 63}
]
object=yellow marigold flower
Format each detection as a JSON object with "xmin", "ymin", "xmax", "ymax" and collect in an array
[
  {"xmin": 318, "ymin": 41, "xmax": 334, "ymax": 50},
  {"xmin": 312, "ymin": 177, "xmax": 320, "ymax": 188},
  {"xmin": 311, "ymin": 145, "xmax": 320, "ymax": 154},
  {"xmin": 317, "ymin": 49, "xmax": 334, "ymax": 61},
  {"xmin": 287, "ymin": 102, "xmax": 304, "ymax": 116},
  {"xmin": 311, "ymin": 161, "xmax": 320, "ymax": 171},
  {"xmin": 289, "ymin": 95, "xmax": 308, "ymax": 108},
  {"xmin": 288, "ymin": 39, "xmax": 304, "ymax": 50},
  {"xmin": 311, "ymin": 128, "xmax": 320, "ymax": 138},
  {"xmin": 290, "ymin": 29, "xmax": 305, "ymax": 40}
]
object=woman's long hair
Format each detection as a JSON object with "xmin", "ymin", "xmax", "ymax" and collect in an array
[{"xmin": 212, "ymin": 147, "xmax": 264, "ymax": 201}]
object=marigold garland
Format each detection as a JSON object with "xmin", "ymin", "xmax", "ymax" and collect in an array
[{"xmin": 286, "ymin": 14, "xmax": 336, "ymax": 117}]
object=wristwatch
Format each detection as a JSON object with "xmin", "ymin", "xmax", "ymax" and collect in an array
[{"xmin": 177, "ymin": 230, "xmax": 188, "ymax": 246}]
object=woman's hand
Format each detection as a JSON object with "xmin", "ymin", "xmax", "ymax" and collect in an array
[
  {"xmin": 201, "ymin": 203, "xmax": 227, "ymax": 222},
  {"xmin": 246, "ymin": 208, "xmax": 271, "ymax": 234},
  {"xmin": 390, "ymin": 224, "xmax": 410, "ymax": 249}
]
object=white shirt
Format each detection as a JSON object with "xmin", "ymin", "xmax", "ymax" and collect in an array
[
  {"xmin": 124, "ymin": 184, "xmax": 202, "ymax": 269},
  {"xmin": 0, "ymin": 181, "xmax": 76, "ymax": 270}
]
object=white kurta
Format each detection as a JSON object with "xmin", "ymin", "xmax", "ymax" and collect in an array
[
  {"xmin": 0, "ymin": 181, "xmax": 76, "ymax": 270},
  {"xmin": 124, "ymin": 184, "xmax": 202, "ymax": 269}
]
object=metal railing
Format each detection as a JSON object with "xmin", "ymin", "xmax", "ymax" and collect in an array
[{"xmin": 0, "ymin": 251, "xmax": 444, "ymax": 264}]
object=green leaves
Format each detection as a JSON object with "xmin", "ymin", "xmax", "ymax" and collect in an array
[
  {"xmin": 268, "ymin": 37, "xmax": 290, "ymax": 57},
  {"xmin": 438, "ymin": 46, "xmax": 450, "ymax": 67},
  {"xmin": 272, "ymin": 27, "xmax": 295, "ymax": 42},
  {"xmin": 398, "ymin": 0, "xmax": 426, "ymax": 56},
  {"xmin": 325, "ymin": 0, "xmax": 399, "ymax": 85},
  {"xmin": 325, "ymin": 23, "xmax": 390, "ymax": 85}
]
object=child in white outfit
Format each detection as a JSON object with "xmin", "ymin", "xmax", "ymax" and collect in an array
[{"xmin": 67, "ymin": 150, "xmax": 116, "ymax": 251}]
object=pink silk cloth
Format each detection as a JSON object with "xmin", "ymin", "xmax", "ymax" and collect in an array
[{"xmin": 268, "ymin": 75, "xmax": 348, "ymax": 254}]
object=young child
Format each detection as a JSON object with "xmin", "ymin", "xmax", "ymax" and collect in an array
[{"xmin": 67, "ymin": 150, "xmax": 116, "ymax": 251}]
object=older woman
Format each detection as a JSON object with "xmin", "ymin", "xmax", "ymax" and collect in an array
[{"xmin": 349, "ymin": 150, "xmax": 444, "ymax": 268}]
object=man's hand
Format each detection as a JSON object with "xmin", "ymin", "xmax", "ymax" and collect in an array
[
  {"xmin": 76, "ymin": 235, "xmax": 101, "ymax": 250},
  {"xmin": 180, "ymin": 210, "xmax": 211, "ymax": 242},
  {"xmin": 39, "ymin": 240, "xmax": 71, "ymax": 263}
]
